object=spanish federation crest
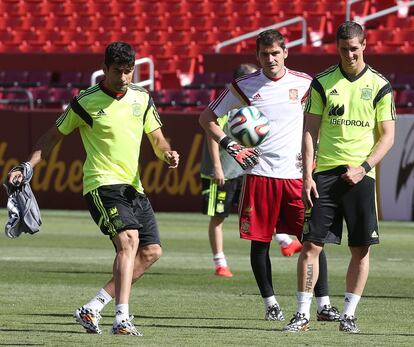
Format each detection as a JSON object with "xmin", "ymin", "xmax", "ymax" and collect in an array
[
  {"xmin": 361, "ymin": 88, "xmax": 373, "ymax": 100},
  {"xmin": 289, "ymin": 88, "xmax": 299, "ymax": 102},
  {"xmin": 132, "ymin": 103, "xmax": 141, "ymax": 117}
]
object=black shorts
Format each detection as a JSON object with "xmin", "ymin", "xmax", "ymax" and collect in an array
[
  {"xmin": 201, "ymin": 176, "xmax": 242, "ymax": 218},
  {"xmin": 302, "ymin": 166, "xmax": 379, "ymax": 247},
  {"xmin": 85, "ymin": 184, "xmax": 161, "ymax": 247}
]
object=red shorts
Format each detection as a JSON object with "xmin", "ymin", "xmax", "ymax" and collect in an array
[{"xmin": 238, "ymin": 175, "xmax": 304, "ymax": 242}]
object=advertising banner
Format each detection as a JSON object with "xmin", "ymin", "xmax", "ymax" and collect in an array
[{"xmin": 379, "ymin": 114, "xmax": 414, "ymax": 221}]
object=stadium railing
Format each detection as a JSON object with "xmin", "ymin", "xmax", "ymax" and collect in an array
[{"xmin": 214, "ymin": 16, "xmax": 307, "ymax": 53}]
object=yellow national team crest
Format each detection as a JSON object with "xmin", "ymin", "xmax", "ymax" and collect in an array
[
  {"xmin": 361, "ymin": 88, "xmax": 373, "ymax": 100},
  {"xmin": 132, "ymin": 103, "xmax": 141, "ymax": 117},
  {"xmin": 289, "ymin": 89, "xmax": 299, "ymax": 102}
]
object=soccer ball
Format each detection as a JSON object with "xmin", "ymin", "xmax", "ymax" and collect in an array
[{"xmin": 228, "ymin": 106, "xmax": 270, "ymax": 147}]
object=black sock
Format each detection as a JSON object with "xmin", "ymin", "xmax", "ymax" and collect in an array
[
  {"xmin": 314, "ymin": 249, "xmax": 329, "ymax": 298},
  {"xmin": 250, "ymin": 240, "xmax": 274, "ymax": 298}
]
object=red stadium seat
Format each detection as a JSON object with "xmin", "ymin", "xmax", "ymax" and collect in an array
[
  {"xmin": 185, "ymin": 89, "xmax": 216, "ymax": 108},
  {"xmin": 366, "ymin": 29, "xmax": 394, "ymax": 46},
  {"xmin": 0, "ymin": 71, "xmax": 29, "ymax": 87},
  {"xmin": 53, "ymin": 71, "xmax": 84, "ymax": 88},
  {"xmin": 0, "ymin": 0, "xmax": 25, "ymax": 16},
  {"xmin": 187, "ymin": 72, "xmax": 216, "ymax": 89},
  {"xmin": 23, "ymin": 0, "xmax": 48, "ymax": 16},
  {"xmin": 166, "ymin": 29, "xmax": 191, "ymax": 45},
  {"xmin": 165, "ymin": 0, "xmax": 188, "ymax": 16},
  {"xmin": 392, "ymin": 28, "xmax": 414, "ymax": 45},
  {"xmin": 394, "ymin": 73, "xmax": 414, "ymax": 89},
  {"xmin": 161, "ymin": 88, "xmax": 187, "ymax": 109},
  {"xmin": 396, "ymin": 89, "xmax": 414, "ymax": 107},
  {"xmin": 186, "ymin": 1, "xmax": 210, "ymax": 16},
  {"xmin": 25, "ymin": 71, "xmax": 52, "ymax": 87}
]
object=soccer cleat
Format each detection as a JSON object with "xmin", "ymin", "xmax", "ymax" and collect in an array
[
  {"xmin": 265, "ymin": 304, "xmax": 285, "ymax": 321},
  {"xmin": 316, "ymin": 305, "xmax": 340, "ymax": 321},
  {"xmin": 280, "ymin": 239, "xmax": 303, "ymax": 257},
  {"xmin": 215, "ymin": 266, "xmax": 233, "ymax": 278},
  {"xmin": 111, "ymin": 316, "xmax": 142, "ymax": 336},
  {"xmin": 283, "ymin": 312, "xmax": 310, "ymax": 332},
  {"xmin": 339, "ymin": 314, "xmax": 360, "ymax": 333},
  {"xmin": 73, "ymin": 306, "xmax": 102, "ymax": 334}
]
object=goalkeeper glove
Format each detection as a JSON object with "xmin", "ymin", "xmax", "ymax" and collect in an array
[{"xmin": 219, "ymin": 136, "xmax": 260, "ymax": 170}]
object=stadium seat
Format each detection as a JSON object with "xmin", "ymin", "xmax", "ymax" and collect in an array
[
  {"xmin": 366, "ymin": 29, "xmax": 394, "ymax": 46},
  {"xmin": 396, "ymin": 89, "xmax": 414, "ymax": 107},
  {"xmin": 53, "ymin": 71, "xmax": 84, "ymax": 88},
  {"xmin": 161, "ymin": 88, "xmax": 187, "ymax": 108},
  {"xmin": 213, "ymin": 71, "xmax": 233, "ymax": 89},
  {"xmin": 165, "ymin": 0, "xmax": 188, "ymax": 16},
  {"xmin": 394, "ymin": 73, "xmax": 414, "ymax": 89},
  {"xmin": 0, "ymin": 71, "xmax": 29, "ymax": 87},
  {"xmin": 0, "ymin": 0, "xmax": 25, "ymax": 16},
  {"xmin": 189, "ymin": 14, "xmax": 213, "ymax": 33},
  {"xmin": 23, "ymin": 0, "xmax": 48, "ymax": 16},
  {"xmin": 231, "ymin": 0, "xmax": 255, "ymax": 15},
  {"xmin": 186, "ymin": 72, "xmax": 216, "ymax": 89},
  {"xmin": 25, "ymin": 71, "xmax": 53, "ymax": 87},
  {"xmin": 392, "ymin": 28, "xmax": 414, "ymax": 45},
  {"xmin": 185, "ymin": 89, "xmax": 216, "ymax": 108},
  {"xmin": 30, "ymin": 86, "xmax": 76, "ymax": 109}
]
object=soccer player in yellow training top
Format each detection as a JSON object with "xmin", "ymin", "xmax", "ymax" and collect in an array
[
  {"xmin": 8, "ymin": 42, "xmax": 179, "ymax": 336},
  {"xmin": 284, "ymin": 21, "xmax": 395, "ymax": 333}
]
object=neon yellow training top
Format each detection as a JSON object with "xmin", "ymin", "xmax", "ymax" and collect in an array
[
  {"xmin": 56, "ymin": 83, "xmax": 162, "ymax": 194},
  {"xmin": 305, "ymin": 64, "xmax": 396, "ymax": 178}
]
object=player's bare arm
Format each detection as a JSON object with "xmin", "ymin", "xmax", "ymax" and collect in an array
[
  {"xmin": 147, "ymin": 128, "xmax": 179, "ymax": 168},
  {"xmin": 341, "ymin": 120, "xmax": 395, "ymax": 185},
  {"xmin": 200, "ymin": 107, "xmax": 260, "ymax": 170},
  {"xmin": 8, "ymin": 126, "xmax": 64, "ymax": 185},
  {"xmin": 302, "ymin": 113, "xmax": 321, "ymax": 208},
  {"xmin": 207, "ymin": 135, "xmax": 225, "ymax": 186},
  {"xmin": 199, "ymin": 107, "xmax": 226, "ymax": 143}
]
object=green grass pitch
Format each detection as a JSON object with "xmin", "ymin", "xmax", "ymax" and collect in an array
[{"xmin": 0, "ymin": 210, "xmax": 413, "ymax": 346}]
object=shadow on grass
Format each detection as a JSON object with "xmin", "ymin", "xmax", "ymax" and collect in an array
[
  {"xmin": 21, "ymin": 312, "xmax": 261, "ymax": 322},
  {"xmin": 0, "ymin": 327, "xmax": 84, "ymax": 335},
  {"xmin": 32, "ymin": 270, "xmax": 182, "ymax": 276}
]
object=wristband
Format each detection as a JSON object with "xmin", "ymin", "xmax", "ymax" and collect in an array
[
  {"xmin": 361, "ymin": 161, "xmax": 372, "ymax": 173},
  {"xmin": 219, "ymin": 135, "xmax": 233, "ymax": 149}
]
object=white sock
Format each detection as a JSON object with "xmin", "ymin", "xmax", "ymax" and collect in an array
[
  {"xmin": 274, "ymin": 233, "xmax": 292, "ymax": 247},
  {"xmin": 341, "ymin": 292, "xmax": 361, "ymax": 319},
  {"xmin": 296, "ymin": 292, "xmax": 313, "ymax": 320},
  {"xmin": 263, "ymin": 295, "xmax": 278, "ymax": 309},
  {"xmin": 115, "ymin": 304, "xmax": 129, "ymax": 324},
  {"xmin": 213, "ymin": 252, "xmax": 228, "ymax": 267},
  {"xmin": 316, "ymin": 296, "xmax": 331, "ymax": 312},
  {"xmin": 84, "ymin": 288, "xmax": 112, "ymax": 312}
]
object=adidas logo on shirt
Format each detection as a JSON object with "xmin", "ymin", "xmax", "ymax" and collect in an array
[
  {"xmin": 97, "ymin": 109, "xmax": 106, "ymax": 116},
  {"xmin": 371, "ymin": 230, "xmax": 379, "ymax": 238},
  {"xmin": 252, "ymin": 93, "xmax": 262, "ymax": 100},
  {"xmin": 329, "ymin": 89, "xmax": 339, "ymax": 96}
]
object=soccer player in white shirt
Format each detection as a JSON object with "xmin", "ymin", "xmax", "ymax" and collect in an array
[{"xmin": 199, "ymin": 29, "xmax": 339, "ymax": 323}]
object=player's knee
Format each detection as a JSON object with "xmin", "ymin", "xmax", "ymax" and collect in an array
[
  {"xmin": 302, "ymin": 241, "xmax": 323, "ymax": 258},
  {"xmin": 141, "ymin": 244, "xmax": 162, "ymax": 265},
  {"xmin": 115, "ymin": 229, "xmax": 139, "ymax": 253}
]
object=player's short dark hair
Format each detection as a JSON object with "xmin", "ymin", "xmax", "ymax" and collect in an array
[
  {"xmin": 233, "ymin": 63, "xmax": 258, "ymax": 79},
  {"xmin": 336, "ymin": 21, "xmax": 366, "ymax": 43},
  {"xmin": 256, "ymin": 29, "xmax": 286, "ymax": 52},
  {"xmin": 104, "ymin": 42, "xmax": 135, "ymax": 68}
]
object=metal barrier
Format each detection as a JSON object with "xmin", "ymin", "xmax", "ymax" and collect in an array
[
  {"xmin": 0, "ymin": 88, "xmax": 34, "ymax": 109},
  {"xmin": 215, "ymin": 16, "xmax": 307, "ymax": 53},
  {"xmin": 353, "ymin": 0, "xmax": 414, "ymax": 26},
  {"xmin": 90, "ymin": 57, "xmax": 155, "ymax": 91},
  {"xmin": 346, "ymin": 0, "xmax": 364, "ymax": 22}
]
